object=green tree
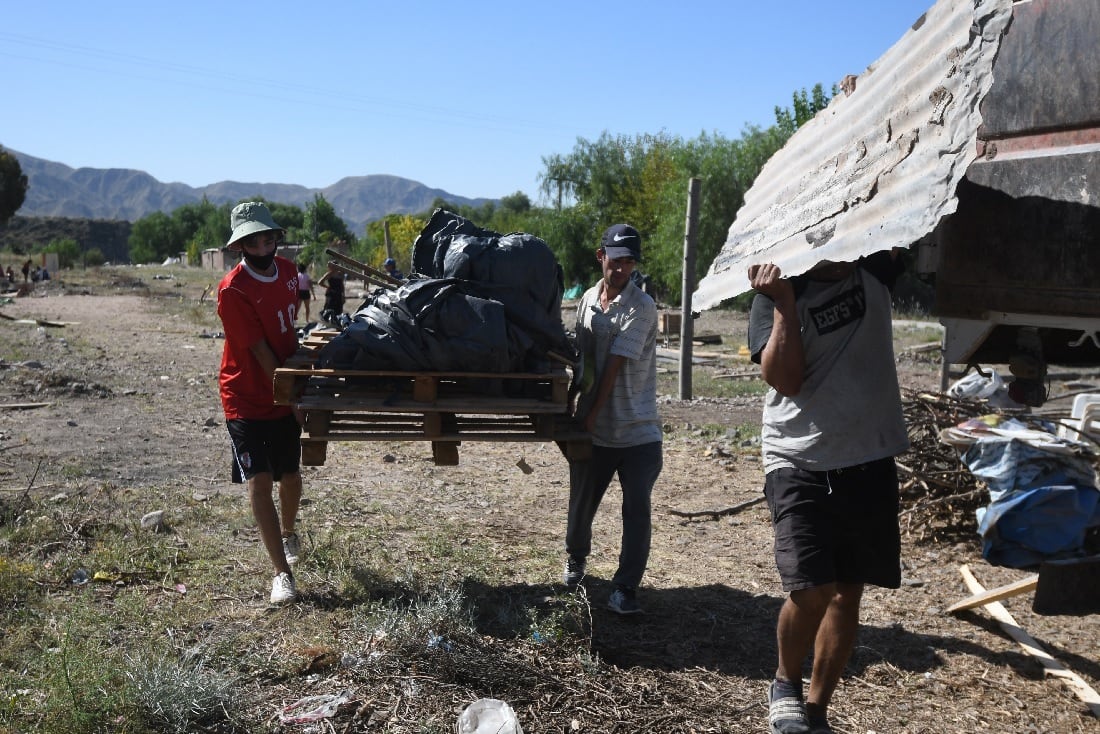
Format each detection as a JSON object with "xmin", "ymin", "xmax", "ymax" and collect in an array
[
  {"xmin": 43, "ymin": 238, "xmax": 82, "ymax": 269},
  {"xmin": 265, "ymin": 201, "xmax": 305, "ymax": 232},
  {"xmin": 297, "ymin": 194, "xmax": 352, "ymax": 264},
  {"xmin": 499, "ymin": 191, "xmax": 531, "ymax": 215},
  {"xmin": 362, "ymin": 214, "xmax": 424, "ymax": 272},
  {"xmin": 0, "ymin": 146, "xmax": 29, "ymax": 226},
  {"xmin": 128, "ymin": 211, "xmax": 180, "ymax": 264},
  {"xmin": 538, "ymin": 153, "xmax": 581, "ymax": 210},
  {"xmin": 525, "ymin": 206, "xmax": 599, "ymax": 289},
  {"xmin": 173, "ymin": 198, "xmax": 225, "ymax": 263},
  {"xmin": 529, "ymin": 84, "xmax": 834, "ymax": 304},
  {"xmin": 84, "ymin": 247, "xmax": 106, "ymax": 267},
  {"xmin": 774, "ymin": 83, "xmax": 837, "ymax": 135}
]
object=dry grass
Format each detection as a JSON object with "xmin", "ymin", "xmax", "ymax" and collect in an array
[{"xmin": 1, "ymin": 264, "xmax": 1098, "ymax": 733}]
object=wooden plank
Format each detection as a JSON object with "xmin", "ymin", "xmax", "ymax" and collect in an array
[
  {"xmin": 313, "ymin": 431, "xmax": 587, "ymax": 442},
  {"xmin": 958, "ymin": 564, "xmax": 1100, "ymax": 718},
  {"xmin": 301, "ymin": 441, "xmax": 328, "ymax": 466},
  {"xmin": 272, "ymin": 351, "xmax": 585, "ymax": 464},
  {"xmin": 275, "ymin": 364, "xmax": 570, "ymax": 380},
  {"xmin": 946, "ymin": 574, "xmax": 1039, "ymax": 613},
  {"xmin": 551, "ymin": 376, "xmax": 569, "ymax": 404},
  {"xmin": 423, "ymin": 413, "xmax": 442, "ymax": 437},
  {"xmin": 296, "ymin": 395, "xmax": 567, "ymax": 414},
  {"xmin": 432, "ymin": 441, "xmax": 459, "ymax": 466},
  {"xmin": 534, "ymin": 414, "xmax": 555, "ymax": 437},
  {"xmin": 272, "ymin": 373, "xmax": 307, "ymax": 405},
  {"xmin": 304, "ymin": 410, "xmax": 332, "ymax": 436},
  {"xmin": 413, "ymin": 375, "xmax": 438, "ymax": 402},
  {"xmin": 325, "ymin": 247, "xmax": 405, "ymax": 287}
]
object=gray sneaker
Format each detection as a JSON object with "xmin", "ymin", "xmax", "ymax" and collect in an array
[
  {"xmin": 270, "ymin": 572, "xmax": 297, "ymax": 605},
  {"xmin": 607, "ymin": 586, "xmax": 642, "ymax": 615},
  {"xmin": 282, "ymin": 533, "xmax": 300, "ymax": 565},
  {"xmin": 563, "ymin": 556, "xmax": 586, "ymax": 586}
]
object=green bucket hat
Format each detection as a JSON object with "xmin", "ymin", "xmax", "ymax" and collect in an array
[{"xmin": 225, "ymin": 202, "xmax": 284, "ymax": 250}]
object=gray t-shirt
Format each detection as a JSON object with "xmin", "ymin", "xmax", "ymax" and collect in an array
[
  {"xmin": 748, "ymin": 256, "xmax": 909, "ymax": 473},
  {"xmin": 575, "ymin": 279, "xmax": 662, "ymax": 448}
]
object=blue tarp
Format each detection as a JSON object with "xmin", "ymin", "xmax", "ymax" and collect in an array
[{"xmin": 957, "ymin": 419, "xmax": 1100, "ymax": 568}]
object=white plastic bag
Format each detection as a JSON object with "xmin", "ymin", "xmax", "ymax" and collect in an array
[
  {"xmin": 948, "ymin": 368, "xmax": 1004, "ymax": 400},
  {"xmin": 456, "ymin": 698, "xmax": 524, "ymax": 734}
]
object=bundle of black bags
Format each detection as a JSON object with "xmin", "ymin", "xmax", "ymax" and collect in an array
[{"xmin": 316, "ymin": 210, "xmax": 575, "ymax": 375}]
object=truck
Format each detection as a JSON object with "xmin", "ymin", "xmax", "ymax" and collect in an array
[
  {"xmin": 919, "ymin": 0, "xmax": 1100, "ymax": 404},
  {"xmin": 693, "ymin": 0, "xmax": 1100, "ymax": 407}
]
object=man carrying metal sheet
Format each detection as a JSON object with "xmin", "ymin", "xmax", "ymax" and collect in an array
[{"xmin": 748, "ymin": 252, "xmax": 908, "ymax": 734}]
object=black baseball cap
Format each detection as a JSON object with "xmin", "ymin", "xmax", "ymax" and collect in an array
[{"xmin": 600, "ymin": 224, "xmax": 642, "ymax": 262}]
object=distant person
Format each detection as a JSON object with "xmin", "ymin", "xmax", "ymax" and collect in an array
[
  {"xmin": 40, "ymin": 266, "xmax": 50, "ymax": 281},
  {"xmin": 296, "ymin": 262, "xmax": 315, "ymax": 322},
  {"xmin": 747, "ymin": 252, "xmax": 908, "ymax": 734},
  {"xmin": 21, "ymin": 259, "xmax": 31, "ymax": 282},
  {"xmin": 382, "ymin": 257, "xmax": 404, "ymax": 281},
  {"xmin": 4, "ymin": 266, "xmax": 13, "ymax": 285},
  {"xmin": 318, "ymin": 261, "xmax": 346, "ymax": 326},
  {"xmin": 564, "ymin": 224, "xmax": 662, "ymax": 615},
  {"xmin": 217, "ymin": 202, "xmax": 305, "ymax": 605},
  {"xmin": 30, "ymin": 266, "xmax": 41, "ymax": 283}
]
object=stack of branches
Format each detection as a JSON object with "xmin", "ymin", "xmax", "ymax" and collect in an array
[
  {"xmin": 896, "ymin": 388, "xmax": 998, "ymax": 545},
  {"xmin": 898, "ymin": 387, "xmax": 1100, "ymax": 547}
]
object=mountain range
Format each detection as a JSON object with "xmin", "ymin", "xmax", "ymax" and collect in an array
[{"xmin": 8, "ymin": 149, "xmax": 494, "ymax": 235}]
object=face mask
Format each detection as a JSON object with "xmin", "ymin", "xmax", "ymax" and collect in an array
[{"xmin": 243, "ymin": 251, "xmax": 276, "ymax": 272}]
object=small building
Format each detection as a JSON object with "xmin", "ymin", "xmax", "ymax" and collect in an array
[{"xmin": 202, "ymin": 248, "xmax": 238, "ymax": 272}]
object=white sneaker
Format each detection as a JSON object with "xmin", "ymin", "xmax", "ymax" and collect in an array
[
  {"xmin": 282, "ymin": 533, "xmax": 301, "ymax": 565},
  {"xmin": 270, "ymin": 572, "xmax": 297, "ymax": 605}
]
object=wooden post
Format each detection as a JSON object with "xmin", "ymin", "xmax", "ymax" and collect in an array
[
  {"xmin": 679, "ymin": 177, "xmax": 701, "ymax": 400},
  {"xmin": 383, "ymin": 220, "xmax": 393, "ymax": 259}
]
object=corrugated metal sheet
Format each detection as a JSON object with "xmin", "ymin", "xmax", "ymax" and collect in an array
[{"xmin": 693, "ymin": 0, "xmax": 1013, "ymax": 310}]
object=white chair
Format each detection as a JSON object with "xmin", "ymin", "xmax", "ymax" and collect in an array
[{"xmin": 1057, "ymin": 393, "xmax": 1100, "ymax": 442}]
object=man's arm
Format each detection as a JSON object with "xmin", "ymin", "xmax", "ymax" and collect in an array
[
  {"xmin": 748, "ymin": 263, "xmax": 804, "ymax": 397},
  {"xmin": 248, "ymin": 338, "xmax": 282, "ymax": 383},
  {"xmin": 250, "ymin": 338, "xmax": 306, "ymax": 424},
  {"xmin": 582, "ymin": 353, "xmax": 626, "ymax": 434}
]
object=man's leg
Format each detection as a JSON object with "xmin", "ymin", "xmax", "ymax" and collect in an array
[
  {"xmin": 776, "ymin": 583, "xmax": 835, "ymax": 684},
  {"xmin": 248, "ymin": 472, "xmax": 291, "ymax": 575},
  {"xmin": 806, "ymin": 582, "xmax": 863, "ymax": 721},
  {"xmin": 565, "ymin": 447, "xmax": 618, "ymax": 560},
  {"xmin": 611, "ymin": 442, "xmax": 661, "ymax": 590},
  {"xmin": 279, "ymin": 471, "xmax": 302, "ymax": 536}
]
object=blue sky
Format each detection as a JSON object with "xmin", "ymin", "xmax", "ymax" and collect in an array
[{"xmin": 3, "ymin": 0, "xmax": 933, "ymax": 203}]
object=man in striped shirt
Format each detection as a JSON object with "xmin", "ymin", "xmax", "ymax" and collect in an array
[{"xmin": 563, "ymin": 224, "xmax": 663, "ymax": 615}]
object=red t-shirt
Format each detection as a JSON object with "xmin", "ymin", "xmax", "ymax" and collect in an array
[{"xmin": 217, "ymin": 256, "xmax": 300, "ymax": 420}]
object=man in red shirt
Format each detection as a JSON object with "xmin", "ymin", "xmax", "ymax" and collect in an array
[{"xmin": 217, "ymin": 202, "xmax": 304, "ymax": 605}]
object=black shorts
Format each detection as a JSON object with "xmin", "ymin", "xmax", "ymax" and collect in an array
[
  {"xmin": 226, "ymin": 414, "xmax": 302, "ymax": 483},
  {"xmin": 764, "ymin": 457, "xmax": 901, "ymax": 592},
  {"xmin": 298, "ymin": 290, "xmax": 311, "ymax": 301}
]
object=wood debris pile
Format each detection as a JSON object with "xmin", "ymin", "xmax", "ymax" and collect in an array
[{"xmin": 897, "ymin": 388, "xmax": 996, "ymax": 544}]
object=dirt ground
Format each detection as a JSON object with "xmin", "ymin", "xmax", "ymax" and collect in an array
[{"xmin": 1, "ymin": 269, "xmax": 1098, "ymax": 733}]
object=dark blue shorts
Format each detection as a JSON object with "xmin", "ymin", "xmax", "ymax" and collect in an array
[
  {"xmin": 764, "ymin": 457, "xmax": 901, "ymax": 592},
  {"xmin": 227, "ymin": 414, "xmax": 301, "ymax": 483}
]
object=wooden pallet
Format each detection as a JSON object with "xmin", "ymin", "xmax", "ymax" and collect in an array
[{"xmin": 273, "ymin": 334, "xmax": 589, "ymax": 466}]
